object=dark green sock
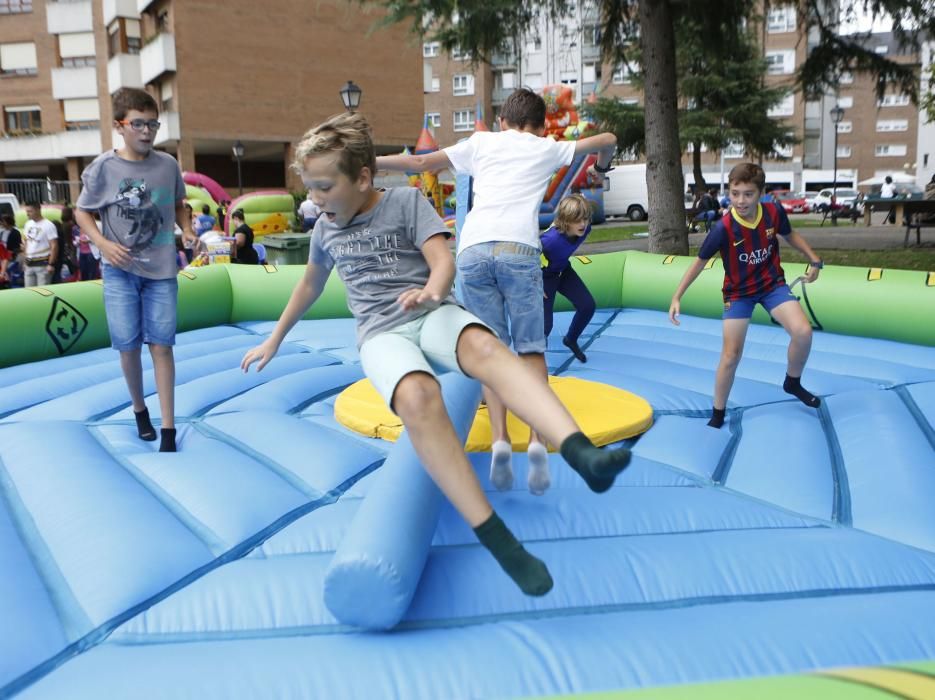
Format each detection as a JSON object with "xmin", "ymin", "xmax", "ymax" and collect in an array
[
  {"xmin": 473, "ymin": 513, "xmax": 553, "ymax": 596},
  {"xmin": 159, "ymin": 428, "xmax": 177, "ymax": 453},
  {"xmin": 560, "ymin": 431, "xmax": 631, "ymax": 493}
]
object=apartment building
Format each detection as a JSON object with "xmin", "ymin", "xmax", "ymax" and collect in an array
[
  {"xmin": 0, "ymin": 0, "xmax": 423, "ymax": 200},
  {"xmin": 421, "ymin": 2, "xmax": 924, "ymax": 192}
]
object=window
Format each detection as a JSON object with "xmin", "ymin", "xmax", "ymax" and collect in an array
[
  {"xmin": 451, "ymin": 45, "xmax": 469, "ymax": 61},
  {"xmin": 874, "ymin": 45, "xmax": 888, "ymax": 54},
  {"xmin": 452, "ymin": 74, "xmax": 474, "ymax": 96},
  {"xmin": 837, "ymin": 121, "xmax": 853, "ymax": 133},
  {"xmin": 620, "ymin": 98, "xmax": 640, "ymax": 106},
  {"xmin": 875, "ymin": 144, "xmax": 907, "ymax": 157},
  {"xmin": 612, "ymin": 63, "xmax": 635, "ymax": 84},
  {"xmin": 499, "ymin": 70, "xmax": 516, "ymax": 90},
  {"xmin": 453, "ymin": 109, "xmax": 474, "ymax": 132},
  {"xmin": 422, "ymin": 42, "xmax": 440, "ymax": 58},
  {"xmin": 773, "ymin": 143, "xmax": 794, "ymax": 158},
  {"xmin": 425, "ymin": 112, "xmax": 441, "ymax": 128},
  {"xmin": 876, "ymin": 119, "xmax": 908, "ymax": 132},
  {"xmin": 4, "ymin": 104, "xmax": 40, "ymax": 133},
  {"xmin": 0, "ymin": 42, "xmax": 38, "ymax": 76},
  {"xmin": 836, "ymin": 145, "xmax": 852, "ymax": 158},
  {"xmin": 525, "ymin": 72, "xmax": 543, "ymax": 90},
  {"xmin": 840, "ymin": 71, "xmax": 854, "ymax": 84},
  {"xmin": 878, "ymin": 94, "xmax": 911, "ymax": 107},
  {"xmin": 767, "ymin": 5, "xmax": 796, "ymax": 33},
  {"xmin": 107, "ymin": 18, "xmax": 141, "ymax": 58},
  {"xmin": 583, "ymin": 24, "xmax": 601, "ymax": 47},
  {"xmin": 63, "ymin": 97, "xmax": 100, "ymax": 130},
  {"xmin": 0, "ymin": 0, "xmax": 32, "ymax": 14},
  {"xmin": 767, "ymin": 94, "xmax": 795, "ymax": 117},
  {"xmin": 836, "ymin": 96, "xmax": 853, "ymax": 109},
  {"xmin": 583, "ymin": 62, "xmax": 599, "ymax": 83},
  {"xmin": 526, "ymin": 37, "xmax": 541, "ymax": 52},
  {"xmin": 765, "ymin": 50, "xmax": 795, "ymax": 75}
]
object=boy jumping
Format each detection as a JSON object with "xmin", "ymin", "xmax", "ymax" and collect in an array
[{"xmin": 241, "ymin": 113, "xmax": 631, "ymax": 596}]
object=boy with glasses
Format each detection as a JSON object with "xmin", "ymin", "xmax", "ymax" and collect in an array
[{"xmin": 75, "ymin": 88, "xmax": 200, "ymax": 452}]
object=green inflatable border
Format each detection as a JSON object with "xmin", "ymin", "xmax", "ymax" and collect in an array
[{"xmin": 0, "ymin": 251, "xmax": 932, "ymax": 368}]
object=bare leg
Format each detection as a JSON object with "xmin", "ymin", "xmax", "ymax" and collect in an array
[
  {"xmin": 770, "ymin": 301, "xmax": 820, "ymax": 407},
  {"xmin": 392, "ymin": 371, "xmax": 551, "ymax": 595},
  {"xmin": 709, "ymin": 318, "xmax": 749, "ymax": 428},
  {"xmin": 119, "ymin": 348, "xmax": 146, "ymax": 411},
  {"xmin": 149, "ymin": 344, "xmax": 175, "ymax": 429}
]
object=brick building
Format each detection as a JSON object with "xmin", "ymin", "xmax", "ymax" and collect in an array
[{"xmin": 0, "ymin": 0, "xmax": 423, "ymax": 201}]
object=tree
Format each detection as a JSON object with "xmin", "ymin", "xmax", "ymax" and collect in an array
[{"xmin": 375, "ymin": 0, "xmax": 935, "ymax": 253}]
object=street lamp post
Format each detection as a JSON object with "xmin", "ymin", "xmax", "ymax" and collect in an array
[
  {"xmin": 830, "ymin": 105, "xmax": 845, "ymax": 226},
  {"xmin": 339, "ymin": 80, "xmax": 362, "ymax": 112},
  {"xmin": 232, "ymin": 140, "xmax": 245, "ymax": 196}
]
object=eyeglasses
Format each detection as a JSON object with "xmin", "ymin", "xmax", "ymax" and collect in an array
[{"xmin": 118, "ymin": 119, "xmax": 161, "ymax": 133}]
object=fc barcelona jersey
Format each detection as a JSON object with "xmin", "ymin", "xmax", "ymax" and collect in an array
[{"xmin": 697, "ymin": 202, "xmax": 791, "ymax": 301}]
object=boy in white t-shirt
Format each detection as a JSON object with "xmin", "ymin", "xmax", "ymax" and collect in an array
[{"xmin": 377, "ymin": 88, "xmax": 616, "ymax": 496}]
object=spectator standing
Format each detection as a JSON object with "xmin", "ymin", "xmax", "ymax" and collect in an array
[
  {"xmin": 21, "ymin": 201, "xmax": 58, "ymax": 287},
  {"xmin": 230, "ymin": 209, "xmax": 259, "ymax": 264},
  {"xmin": 298, "ymin": 191, "xmax": 320, "ymax": 232}
]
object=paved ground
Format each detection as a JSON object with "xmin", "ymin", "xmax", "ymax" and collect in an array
[{"xmin": 581, "ymin": 216, "xmax": 934, "ymax": 254}]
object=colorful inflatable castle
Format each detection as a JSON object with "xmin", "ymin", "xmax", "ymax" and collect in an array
[
  {"xmin": 406, "ymin": 117, "xmax": 457, "ymax": 232},
  {"xmin": 538, "ymin": 84, "xmax": 605, "ymax": 228}
]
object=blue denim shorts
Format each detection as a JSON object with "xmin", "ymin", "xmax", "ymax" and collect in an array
[
  {"xmin": 723, "ymin": 284, "xmax": 797, "ymax": 320},
  {"xmin": 102, "ymin": 264, "xmax": 178, "ymax": 351},
  {"xmin": 456, "ymin": 241, "xmax": 546, "ymax": 354}
]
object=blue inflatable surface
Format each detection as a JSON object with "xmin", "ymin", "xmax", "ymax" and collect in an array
[{"xmin": 2, "ymin": 309, "xmax": 935, "ymax": 699}]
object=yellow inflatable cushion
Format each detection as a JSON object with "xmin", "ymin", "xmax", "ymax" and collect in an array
[{"xmin": 334, "ymin": 375, "xmax": 653, "ymax": 452}]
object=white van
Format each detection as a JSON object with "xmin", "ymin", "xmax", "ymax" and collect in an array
[
  {"xmin": 0, "ymin": 193, "xmax": 20, "ymax": 220},
  {"xmin": 602, "ymin": 164, "xmax": 649, "ymax": 221}
]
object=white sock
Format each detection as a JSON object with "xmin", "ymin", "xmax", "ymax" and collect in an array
[
  {"xmin": 490, "ymin": 440, "xmax": 514, "ymax": 491},
  {"xmin": 527, "ymin": 441, "xmax": 551, "ymax": 496}
]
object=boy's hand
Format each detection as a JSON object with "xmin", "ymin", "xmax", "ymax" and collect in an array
[
  {"xmin": 182, "ymin": 228, "xmax": 201, "ymax": 253},
  {"xmin": 668, "ymin": 299, "xmax": 681, "ymax": 326},
  {"xmin": 397, "ymin": 287, "xmax": 442, "ymax": 312},
  {"xmin": 241, "ymin": 338, "xmax": 281, "ymax": 373},
  {"xmin": 586, "ymin": 165, "xmax": 605, "ymax": 184},
  {"xmin": 100, "ymin": 239, "xmax": 132, "ymax": 268},
  {"xmin": 804, "ymin": 266, "xmax": 820, "ymax": 283}
]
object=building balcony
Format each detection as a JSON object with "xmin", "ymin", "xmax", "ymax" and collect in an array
[
  {"xmin": 581, "ymin": 44, "xmax": 602, "ymax": 60},
  {"xmin": 153, "ymin": 111, "xmax": 180, "ymax": 146},
  {"xmin": 103, "ymin": 0, "xmax": 141, "ymax": 25},
  {"xmin": 0, "ymin": 129, "xmax": 102, "ymax": 163},
  {"xmin": 51, "ymin": 66, "xmax": 98, "ymax": 100},
  {"xmin": 46, "ymin": 0, "xmax": 93, "ymax": 34},
  {"xmin": 136, "ymin": 0, "xmax": 157, "ymax": 12},
  {"xmin": 140, "ymin": 33, "xmax": 176, "ymax": 85},
  {"xmin": 107, "ymin": 53, "xmax": 143, "ymax": 93},
  {"xmin": 492, "ymin": 87, "xmax": 513, "ymax": 105},
  {"xmin": 491, "ymin": 52, "xmax": 517, "ymax": 68}
]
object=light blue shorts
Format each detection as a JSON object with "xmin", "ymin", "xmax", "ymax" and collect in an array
[
  {"xmin": 456, "ymin": 241, "xmax": 546, "ymax": 354},
  {"xmin": 723, "ymin": 284, "xmax": 798, "ymax": 320},
  {"xmin": 102, "ymin": 265, "xmax": 178, "ymax": 351},
  {"xmin": 358, "ymin": 304, "xmax": 492, "ymax": 410}
]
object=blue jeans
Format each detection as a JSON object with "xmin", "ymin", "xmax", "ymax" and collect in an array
[
  {"xmin": 102, "ymin": 265, "xmax": 178, "ymax": 351},
  {"xmin": 456, "ymin": 241, "xmax": 546, "ymax": 354}
]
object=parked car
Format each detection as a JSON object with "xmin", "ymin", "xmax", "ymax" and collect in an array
[
  {"xmin": 813, "ymin": 188, "xmax": 861, "ymax": 212},
  {"xmin": 802, "ymin": 191, "xmax": 821, "ymax": 211},
  {"xmin": 776, "ymin": 191, "xmax": 809, "ymax": 214}
]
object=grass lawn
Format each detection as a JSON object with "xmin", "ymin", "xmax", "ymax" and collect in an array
[{"xmin": 770, "ymin": 247, "xmax": 935, "ymax": 271}]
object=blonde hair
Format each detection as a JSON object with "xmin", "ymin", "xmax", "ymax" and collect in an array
[
  {"xmin": 293, "ymin": 112, "xmax": 376, "ymax": 182},
  {"xmin": 554, "ymin": 193, "xmax": 593, "ymax": 232}
]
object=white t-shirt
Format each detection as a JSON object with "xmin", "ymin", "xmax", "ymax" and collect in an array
[
  {"xmin": 23, "ymin": 218, "xmax": 57, "ymax": 263},
  {"xmin": 298, "ymin": 200, "xmax": 320, "ymax": 218},
  {"xmin": 445, "ymin": 130, "xmax": 576, "ymax": 254},
  {"xmin": 880, "ymin": 182, "xmax": 897, "ymax": 198}
]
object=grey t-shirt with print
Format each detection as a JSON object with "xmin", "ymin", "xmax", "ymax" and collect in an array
[
  {"xmin": 76, "ymin": 149, "xmax": 185, "ymax": 280},
  {"xmin": 309, "ymin": 187, "xmax": 457, "ymax": 347}
]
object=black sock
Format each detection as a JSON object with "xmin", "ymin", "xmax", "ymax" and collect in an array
[
  {"xmin": 783, "ymin": 374, "xmax": 821, "ymax": 408},
  {"xmin": 562, "ymin": 336, "xmax": 587, "ymax": 363},
  {"xmin": 134, "ymin": 408, "xmax": 157, "ymax": 441},
  {"xmin": 559, "ymin": 431, "xmax": 631, "ymax": 493},
  {"xmin": 474, "ymin": 513, "xmax": 553, "ymax": 596},
  {"xmin": 708, "ymin": 407, "xmax": 726, "ymax": 429},
  {"xmin": 159, "ymin": 428, "xmax": 177, "ymax": 453}
]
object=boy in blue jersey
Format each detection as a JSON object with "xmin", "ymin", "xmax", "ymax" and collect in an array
[{"xmin": 668, "ymin": 163, "xmax": 823, "ymax": 428}]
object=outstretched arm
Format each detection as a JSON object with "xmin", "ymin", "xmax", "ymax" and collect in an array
[
  {"xmin": 669, "ymin": 257, "xmax": 707, "ymax": 325},
  {"xmin": 241, "ymin": 261, "xmax": 331, "ymax": 371},
  {"xmin": 377, "ymin": 150, "xmax": 453, "ymax": 174}
]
